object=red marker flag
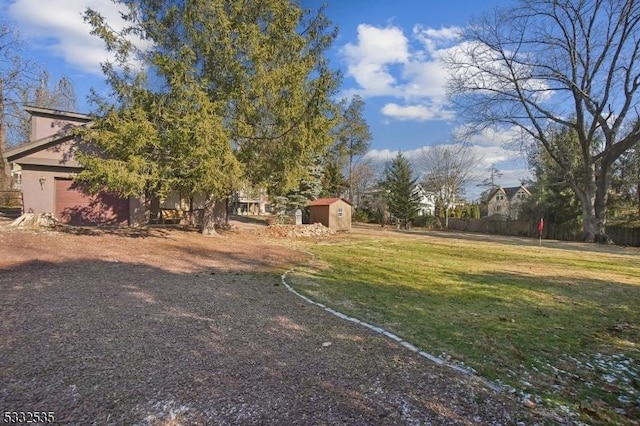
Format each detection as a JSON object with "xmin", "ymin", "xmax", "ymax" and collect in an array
[{"xmin": 538, "ymin": 218, "xmax": 544, "ymax": 233}]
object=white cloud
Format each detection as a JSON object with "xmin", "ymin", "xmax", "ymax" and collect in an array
[
  {"xmin": 400, "ymin": 60, "xmax": 449, "ymax": 100},
  {"xmin": 451, "ymin": 123, "xmax": 539, "ymax": 171},
  {"xmin": 472, "ymin": 145, "xmax": 514, "ymax": 167},
  {"xmin": 363, "ymin": 148, "xmax": 401, "ymax": 163},
  {"xmin": 381, "ymin": 103, "xmax": 453, "ymax": 121},
  {"xmin": 8, "ymin": 0, "xmax": 146, "ymax": 75},
  {"xmin": 364, "ymin": 147, "xmax": 430, "ymax": 165},
  {"xmin": 452, "ymin": 124, "xmax": 526, "ymax": 147},
  {"xmin": 445, "ymin": 39, "xmax": 552, "ymax": 104},
  {"xmin": 341, "ymin": 22, "xmax": 552, "ymax": 127},
  {"xmin": 342, "ymin": 24, "xmax": 409, "ymax": 65},
  {"xmin": 341, "ymin": 24, "xmax": 409, "ymax": 97},
  {"xmin": 413, "ymin": 25, "xmax": 461, "ymax": 55},
  {"xmin": 341, "ymin": 24, "xmax": 462, "ymax": 123}
]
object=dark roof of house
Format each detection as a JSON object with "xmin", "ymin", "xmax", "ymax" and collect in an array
[
  {"xmin": 486, "ymin": 187, "xmax": 501, "ymax": 200},
  {"xmin": 487, "ymin": 185, "xmax": 531, "ymax": 201},
  {"xmin": 24, "ymin": 105, "xmax": 92, "ymax": 122},
  {"xmin": 309, "ymin": 197, "xmax": 352, "ymax": 206}
]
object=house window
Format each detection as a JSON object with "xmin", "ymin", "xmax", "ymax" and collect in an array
[
  {"xmin": 496, "ymin": 205, "xmax": 502, "ymax": 212},
  {"xmin": 496, "ymin": 194, "xmax": 505, "ymax": 201},
  {"xmin": 337, "ymin": 207, "xmax": 344, "ymax": 217},
  {"xmin": 10, "ymin": 171, "xmax": 22, "ymax": 190}
]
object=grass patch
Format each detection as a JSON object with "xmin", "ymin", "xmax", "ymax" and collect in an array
[{"xmin": 287, "ymin": 229, "xmax": 640, "ymax": 425}]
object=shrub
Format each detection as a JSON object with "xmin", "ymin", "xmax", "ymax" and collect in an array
[
  {"xmin": 413, "ymin": 214, "xmax": 438, "ymax": 228},
  {"xmin": 352, "ymin": 208, "xmax": 370, "ymax": 223}
]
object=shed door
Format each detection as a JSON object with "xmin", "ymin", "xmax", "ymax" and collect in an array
[{"xmin": 55, "ymin": 179, "xmax": 128, "ymax": 225}]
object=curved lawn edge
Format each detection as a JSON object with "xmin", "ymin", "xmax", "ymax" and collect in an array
[{"xmin": 280, "ymin": 266, "xmax": 503, "ymax": 394}]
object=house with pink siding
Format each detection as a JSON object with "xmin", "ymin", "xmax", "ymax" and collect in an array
[{"xmin": 6, "ymin": 106, "xmax": 144, "ymax": 226}]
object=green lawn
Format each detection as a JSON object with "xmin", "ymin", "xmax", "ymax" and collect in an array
[{"xmin": 286, "ymin": 227, "xmax": 640, "ymax": 425}]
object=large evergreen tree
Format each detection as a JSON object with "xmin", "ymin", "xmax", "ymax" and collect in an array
[
  {"xmin": 321, "ymin": 158, "xmax": 348, "ymax": 197},
  {"xmin": 381, "ymin": 153, "xmax": 421, "ymax": 228},
  {"xmin": 522, "ymin": 125, "xmax": 584, "ymax": 232},
  {"xmin": 610, "ymin": 141, "xmax": 640, "ymax": 219},
  {"xmin": 79, "ymin": 0, "xmax": 339, "ymax": 234}
]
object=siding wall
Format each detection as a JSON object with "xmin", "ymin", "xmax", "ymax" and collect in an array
[
  {"xmin": 26, "ymin": 139, "xmax": 79, "ymax": 165},
  {"xmin": 310, "ymin": 205, "xmax": 330, "ymax": 227},
  {"xmin": 31, "ymin": 115, "xmax": 88, "ymax": 141},
  {"xmin": 329, "ymin": 202, "xmax": 351, "ymax": 231},
  {"xmin": 20, "ymin": 166, "xmax": 77, "ymax": 214}
]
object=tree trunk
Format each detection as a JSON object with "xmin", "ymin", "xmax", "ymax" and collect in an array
[
  {"xmin": 574, "ymin": 179, "xmax": 598, "ymax": 242},
  {"xmin": 577, "ymin": 184, "xmax": 609, "ymax": 243},
  {"xmin": 444, "ymin": 206, "xmax": 450, "ymax": 229},
  {"xmin": 570, "ymin": 162, "xmax": 611, "ymax": 243},
  {"xmin": 637, "ymin": 180, "xmax": 640, "ymax": 217},
  {"xmin": 200, "ymin": 193, "xmax": 228, "ymax": 236},
  {"xmin": 348, "ymin": 153, "xmax": 353, "ymax": 203},
  {"xmin": 0, "ymin": 143, "xmax": 8, "ymax": 190},
  {"xmin": 0, "ymin": 79, "xmax": 10, "ymax": 190},
  {"xmin": 201, "ymin": 193, "xmax": 219, "ymax": 236},
  {"xmin": 593, "ymin": 162, "xmax": 612, "ymax": 244}
]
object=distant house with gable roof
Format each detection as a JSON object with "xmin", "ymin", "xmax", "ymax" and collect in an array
[{"xmin": 485, "ymin": 184, "xmax": 531, "ymax": 220}]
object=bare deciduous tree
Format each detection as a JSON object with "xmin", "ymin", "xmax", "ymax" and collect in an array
[
  {"xmin": 349, "ymin": 158, "xmax": 377, "ymax": 208},
  {"xmin": 0, "ymin": 20, "xmax": 34, "ymax": 188},
  {"xmin": 11, "ymin": 70, "xmax": 77, "ymax": 144},
  {"xmin": 418, "ymin": 143, "xmax": 482, "ymax": 228},
  {"xmin": 446, "ymin": 0, "xmax": 640, "ymax": 242}
]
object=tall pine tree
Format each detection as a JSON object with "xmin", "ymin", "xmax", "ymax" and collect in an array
[
  {"xmin": 78, "ymin": 0, "xmax": 339, "ymax": 234},
  {"xmin": 382, "ymin": 153, "xmax": 421, "ymax": 229}
]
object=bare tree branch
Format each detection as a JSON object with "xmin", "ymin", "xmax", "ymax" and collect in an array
[{"xmin": 445, "ymin": 0, "xmax": 640, "ymax": 242}]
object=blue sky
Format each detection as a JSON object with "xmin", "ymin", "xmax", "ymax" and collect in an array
[{"xmin": 3, "ymin": 0, "xmax": 528, "ymax": 199}]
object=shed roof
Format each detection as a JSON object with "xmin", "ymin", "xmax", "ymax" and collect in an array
[{"xmin": 309, "ymin": 197, "xmax": 352, "ymax": 207}]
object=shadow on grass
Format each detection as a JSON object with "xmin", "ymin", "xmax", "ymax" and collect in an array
[
  {"xmin": 378, "ymin": 226, "xmax": 640, "ymax": 256},
  {"xmin": 53, "ymin": 224, "xmax": 219, "ymax": 239},
  {"xmin": 0, "ymin": 259, "xmax": 545, "ymax": 425},
  {"xmin": 53, "ymin": 224, "xmax": 158, "ymax": 238},
  {"xmin": 54, "ymin": 217, "xmax": 269, "ymax": 238}
]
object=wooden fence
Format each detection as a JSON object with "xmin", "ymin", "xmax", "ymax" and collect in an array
[
  {"xmin": 605, "ymin": 226, "xmax": 640, "ymax": 247},
  {"xmin": 447, "ymin": 218, "xmax": 640, "ymax": 247},
  {"xmin": 0, "ymin": 190, "xmax": 23, "ymax": 219}
]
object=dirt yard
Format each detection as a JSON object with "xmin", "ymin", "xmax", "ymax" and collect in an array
[{"xmin": 0, "ymin": 220, "xmax": 556, "ymax": 425}]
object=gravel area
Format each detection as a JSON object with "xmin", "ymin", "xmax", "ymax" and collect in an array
[{"xmin": 0, "ymin": 222, "xmax": 554, "ymax": 425}]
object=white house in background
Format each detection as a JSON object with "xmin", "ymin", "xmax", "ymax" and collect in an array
[
  {"xmin": 416, "ymin": 185, "xmax": 436, "ymax": 216},
  {"xmin": 485, "ymin": 184, "xmax": 532, "ymax": 219},
  {"xmin": 360, "ymin": 185, "xmax": 436, "ymax": 217}
]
